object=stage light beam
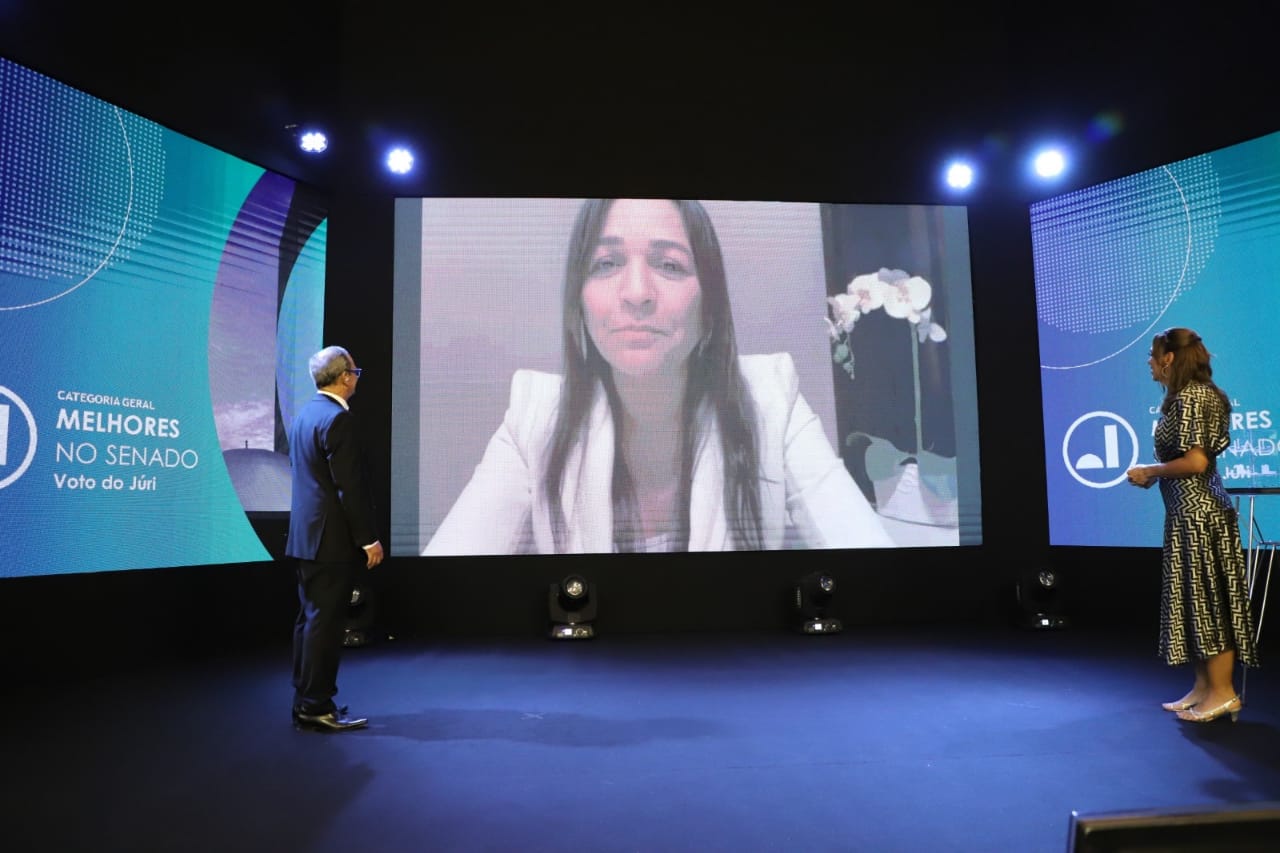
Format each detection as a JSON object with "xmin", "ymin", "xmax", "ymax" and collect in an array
[
  {"xmin": 386, "ymin": 147, "xmax": 415, "ymax": 175},
  {"xmin": 945, "ymin": 161, "xmax": 975, "ymax": 190},
  {"xmin": 1032, "ymin": 148, "xmax": 1067, "ymax": 179},
  {"xmin": 299, "ymin": 130, "xmax": 328, "ymax": 154}
]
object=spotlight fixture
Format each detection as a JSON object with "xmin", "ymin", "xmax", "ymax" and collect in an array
[
  {"xmin": 298, "ymin": 130, "xmax": 328, "ymax": 154},
  {"xmin": 1015, "ymin": 567, "xmax": 1067, "ymax": 630},
  {"xmin": 795, "ymin": 571, "xmax": 842, "ymax": 634},
  {"xmin": 549, "ymin": 574, "xmax": 596, "ymax": 639},
  {"xmin": 343, "ymin": 581, "xmax": 378, "ymax": 647},
  {"xmin": 1031, "ymin": 147, "xmax": 1067, "ymax": 180},
  {"xmin": 385, "ymin": 146, "xmax": 414, "ymax": 175},
  {"xmin": 944, "ymin": 160, "xmax": 975, "ymax": 191},
  {"xmin": 285, "ymin": 123, "xmax": 328, "ymax": 155}
]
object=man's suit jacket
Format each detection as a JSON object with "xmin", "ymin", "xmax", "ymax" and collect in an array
[
  {"xmin": 424, "ymin": 353, "xmax": 893, "ymax": 555},
  {"xmin": 286, "ymin": 392, "xmax": 378, "ymax": 561}
]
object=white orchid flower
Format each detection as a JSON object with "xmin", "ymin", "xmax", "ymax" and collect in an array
[
  {"xmin": 845, "ymin": 273, "xmax": 887, "ymax": 313},
  {"xmin": 915, "ymin": 306, "xmax": 949, "ymax": 343},
  {"xmin": 827, "ymin": 292, "xmax": 862, "ymax": 333},
  {"xmin": 882, "ymin": 274, "xmax": 932, "ymax": 323},
  {"xmin": 828, "ymin": 268, "xmax": 946, "ymax": 393},
  {"xmin": 824, "ymin": 315, "xmax": 841, "ymax": 342}
]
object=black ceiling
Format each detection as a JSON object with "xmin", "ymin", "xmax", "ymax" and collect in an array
[{"xmin": 1, "ymin": 0, "xmax": 1275, "ymax": 202}]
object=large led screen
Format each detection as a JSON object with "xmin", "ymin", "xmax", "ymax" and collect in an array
[
  {"xmin": 392, "ymin": 198, "xmax": 982, "ymax": 555},
  {"xmin": 0, "ymin": 57, "xmax": 327, "ymax": 577},
  {"xmin": 1032, "ymin": 130, "xmax": 1280, "ymax": 547}
]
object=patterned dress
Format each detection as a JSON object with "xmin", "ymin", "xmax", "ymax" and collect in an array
[{"xmin": 1155, "ymin": 382, "xmax": 1258, "ymax": 666}]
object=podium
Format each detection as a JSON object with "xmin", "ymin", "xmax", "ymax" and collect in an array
[{"xmin": 1228, "ymin": 488, "xmax": 1277, "ymax": 698}]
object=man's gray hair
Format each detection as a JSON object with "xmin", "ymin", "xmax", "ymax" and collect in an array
[{"xmin": 309, "ymin": 346, "xmax": 351, "ymax": 388}]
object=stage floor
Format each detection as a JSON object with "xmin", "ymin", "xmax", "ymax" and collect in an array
[{"xmin": 6, "ymin": 625, "xmax": 1278, "ymax": 852}]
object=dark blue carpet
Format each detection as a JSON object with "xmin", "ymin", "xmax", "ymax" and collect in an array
[{"xmin": 7, "ymin": 626, "xmax": 1278, "ymax": 851}]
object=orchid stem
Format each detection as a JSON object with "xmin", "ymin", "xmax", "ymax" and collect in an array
[{"xmin": 911, "ymin": 326, "xmax": 922, "ymax": 456}]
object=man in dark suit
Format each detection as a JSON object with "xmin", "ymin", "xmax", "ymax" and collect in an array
[{"xmin": 286, "ymin": 346, "xmax": 384, "ymax": 732}]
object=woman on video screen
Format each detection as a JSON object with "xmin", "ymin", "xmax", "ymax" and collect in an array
[{"xmin": 424, "ymin": 198, "xmax": 893, "ymax": 555}]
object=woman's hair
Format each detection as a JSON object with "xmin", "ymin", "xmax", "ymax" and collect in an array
[
  {"xmin": 544, "ymin": 199, "xmax": 763, "ymax": 552},
  {"xmin": 1151, "ymin": 327, "xmax": 1231, "ymax": 416}
]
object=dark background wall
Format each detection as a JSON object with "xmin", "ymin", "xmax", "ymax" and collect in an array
[{"xmin": 3, "ymin": 1, "xmax": 1275, "ymax": 668}]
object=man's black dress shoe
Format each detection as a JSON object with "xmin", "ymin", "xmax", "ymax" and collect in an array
[{"xmin": 293, "ymin": 706, "xmax": 369, "ymax": 732}]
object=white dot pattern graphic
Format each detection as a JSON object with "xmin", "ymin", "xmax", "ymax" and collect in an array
[
  {"xmin": 1, "ymin": 58, "xmax": 164, "ymax": 301},
  {"xmin": 1030, "ymin": 156, "xmax": 1220, "ymax": 336}
]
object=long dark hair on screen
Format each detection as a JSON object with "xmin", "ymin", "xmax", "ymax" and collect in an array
[
  {"xmin": 543, "ymin": 199, "xmax": 763, "ymax": 552},
  {"xmin": 1152, "ymin": 327, "xmax": 1231, "ymax": 417}
]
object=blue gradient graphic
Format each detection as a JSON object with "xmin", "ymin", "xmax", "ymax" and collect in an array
[
  {"xmin": 1033, "ymin": 131, "xmax": 1280, "ymax": 547},
  {"xmin": 0, "ymin": 57, "xmax": 326, "ymax": 576}
]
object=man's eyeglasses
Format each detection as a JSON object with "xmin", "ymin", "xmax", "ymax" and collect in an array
[{"xmin": 344, "ymin": 368, "xmax": 363, "ymax": 378}]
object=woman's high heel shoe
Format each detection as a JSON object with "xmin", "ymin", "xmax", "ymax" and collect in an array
[
  {"xmin": 1161, "ymin": 700, "xmax": 1196, "ymax": 712},
  {"xmin": 1175, "ymin": 695, "xmax": 1242, "ymax": 723}
]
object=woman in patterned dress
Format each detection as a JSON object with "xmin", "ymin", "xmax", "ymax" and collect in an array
[{"xmin": 1126, "ymin": 327, "xmax": 1257, "ymax": 723}]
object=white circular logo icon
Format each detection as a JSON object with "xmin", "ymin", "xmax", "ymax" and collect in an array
[
  {"xmin": 0, "ymin": 386, "xmax": 39, "ymax": 489},
  {"xmin": 1062, "ymin": 411, "xmax": 1139, "ymax": 489}
]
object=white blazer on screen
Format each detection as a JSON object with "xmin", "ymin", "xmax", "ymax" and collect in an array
[{"xmin": 423, "ymin": 353, "xmax": 893, "ymax": 555}]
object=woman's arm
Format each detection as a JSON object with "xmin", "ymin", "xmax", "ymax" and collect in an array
[
  {"xmin": 422, "ymin": 371, "xmax": 554, "ymax": 556},
  {"xmin": 1126, "ymin": 446, "xmax": 1210, "ymax": 488},
  {"xmin": 747, "ymin": 353, "xmax": 895, "ymax": 549},
  {"xmin": 784, "ymin": 392, "xmax": 895, "ymax": 548}
]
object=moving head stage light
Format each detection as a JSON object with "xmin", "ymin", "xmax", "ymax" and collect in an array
[
  {"xmin": 795, "ymin": 571, "xmax": 842, "ymax": 634},
  {"xmin": 549, "ymin": 574, "xmax": 596, "ymax": 639}
]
